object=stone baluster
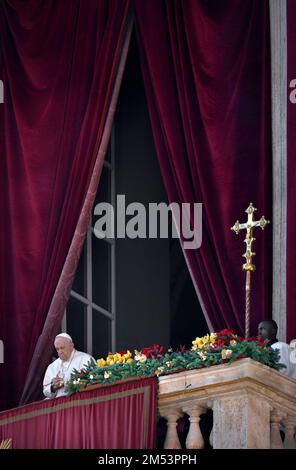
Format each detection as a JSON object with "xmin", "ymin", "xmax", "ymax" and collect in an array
[
  {"xmin": 182, "ymin": 404, "xmax": 207, "ymax": 449},
  {"xmin": 283, "ymin": 417, "xmax": 296, "ymax": 449},
  {"xmin": 207, "ymin": 401, "xmax": 213, "ymax": 448},
  {"xmin": 159, "ymin": 407, "xmax": 182, "ymax": 449},
  {"xmin": 270, "ymin": 412, "xmax": 284, "ymax": 449},
  {"xmin": 209, "ymin": 428, "xmax": 213, "ymax": 447}
]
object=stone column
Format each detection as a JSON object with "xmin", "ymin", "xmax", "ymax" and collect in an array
[
  {"xmin": 212, "ymin": 392, "xmax": 271, "ymax": 448},
  {"xmin": 159, "ymin": 407, "xmax": 182, "ymax": 449},
  {"xmin": 270, "ymin": 411, "xmax": 284, "ymax": 449},
  {"xmin": 283, "ymin": 416, "xmax": 296, "ymax": 449},
  {"xmin": 182, "ymin": 404, "xmax": 207, "ymax": 449},
  {"xmin": 269, "ymin": 0, "xmax": 288, "ymax": 341}
]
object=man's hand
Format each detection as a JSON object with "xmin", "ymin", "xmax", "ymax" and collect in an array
[{"xmin": 51, "ymin": 377, "xmax": 64, "ymax": 392}]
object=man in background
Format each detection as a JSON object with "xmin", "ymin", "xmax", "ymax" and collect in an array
[{"xmin": 258, "ymin": 319, "xmax": 296, "ymax": 380}]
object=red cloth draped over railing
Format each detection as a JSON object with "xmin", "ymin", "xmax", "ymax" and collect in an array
[
  {"xmin": 133, "ymin": 0, "xmax": 272, "ymax": 336},
  {"xmin": 0, "ymin": 377, "xmax": 157, "ymax": 449}
]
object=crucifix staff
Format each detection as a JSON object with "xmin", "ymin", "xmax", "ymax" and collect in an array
[{"xmin": 231, "ymin": 203, "xmax": 270, "ymax": 338}]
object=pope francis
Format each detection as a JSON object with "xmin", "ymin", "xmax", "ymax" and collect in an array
[{"xmin": 43, "ymin": 333, "xmax": 94, "ymax": 398}]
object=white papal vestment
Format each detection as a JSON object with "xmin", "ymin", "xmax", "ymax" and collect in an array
[
  {"xmin": 271, "ymin": 341, "xmax": 296, "ymax": 380},
  {"xmin": 43, "ymin": 349, "xmax": 94, "ymax": 398}
]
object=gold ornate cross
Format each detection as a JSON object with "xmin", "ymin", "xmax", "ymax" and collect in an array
[{"xmin": 231, "ymin": 203, "xmax": 270, "ymax": 338}]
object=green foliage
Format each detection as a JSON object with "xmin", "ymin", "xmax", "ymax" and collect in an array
[{"xmin": 65, "ymin": 335, "xmax": 282, "ymax": 396}]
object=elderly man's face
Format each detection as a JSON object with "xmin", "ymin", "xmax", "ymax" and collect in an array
[
  {"xmin": 54, "ymin": 338, "xmax": 74, "ymax": 361},
  {"xmin": 258, "ymin": 321, "xmax": 274, "ymax": 341}
]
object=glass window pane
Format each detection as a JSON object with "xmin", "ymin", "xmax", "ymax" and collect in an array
[
  {"xmin": 92, "ymin": 235, "xmax": 111, "ymax": 311},
  {"xmin": 92, "ymin": 166, "xmax": 112, "ymax": 239},
  {"xmin": 66, "ymin": 296, "xmax": 87, "ymax": 352},
  {"xmin": 93, "ymin": 165, "xmax": 111, "ymax": 214},
  {"xmin": 92, "ymin": 311, "xmax": 112, "ymax": 359},
  {"xmin": 105, "ymin": 141, "xmax": 112, "ymax": 163},
  {"xmin": 72, "ymin": 243, "xmax": 86, "ymax": 297}
]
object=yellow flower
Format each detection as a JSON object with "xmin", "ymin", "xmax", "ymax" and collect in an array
[
  {"xmin": 192, "ymin": 339, "xmax": 204, "ymax": 350},
  {"xmin": 104, "ymin": 371, "xmax": 111, "ymax": 379},
  {"xmin": 113, "ymin": 353, "xmax": 122, "ymax": 363},
  {"xmin": 105, "ymin": 353, "xmax": 115, "ymax": 365},
  {"xmin": 123, "ymin": 350, "xmax": 132, "ymax": 360},
  {"xmin": 96, "ymin": 358, "xmax": 106, "ymax": 367},
  {"xmin": 97, "ymin": 349, "xmax": 134, "ymax": 367},
  {"xmin": 192, "ymin": 332, "xmax": 216, "ymax": 350},
  {"xmin": 210, "ymin": 333, "xmax": 217, "ymax": 342}
]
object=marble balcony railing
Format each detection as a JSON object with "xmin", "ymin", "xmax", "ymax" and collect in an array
[{"xmin": 158, "ymin": 358, "xmax": 296, "ymax": 449}]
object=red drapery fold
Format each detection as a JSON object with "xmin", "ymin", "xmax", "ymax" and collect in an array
[
  {"xmin": 287, "ymin": 0, "xmax": 296, "ymax": 342},
  {"xmin": 0, "ymin": 0, "xmax": 130, "ymax": 411},
  {"xmin": 133, "ymin": 0, "xmax": 272, "ymax": 336},
  {"xmin": 20, "ymin": 19, "xmax": 133, "ymax": 406},
  {"xmin": 0, "ymin": 378, "xmax": 157, "ymax": 449}
]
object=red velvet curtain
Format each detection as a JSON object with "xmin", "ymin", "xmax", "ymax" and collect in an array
[
  {"xmin": 0, "ymin": 0, "xmax": 130, "ymax": 411},
  {"xmin": 287, "ymin": 0, "xmax": 296, "ymax": 342},
  {"xmin": 0, "ymin": 378, "xmax": 157, "ymax": 449},
  {"xmin": 20, "ymin": 21, "xmax": 133, "ymax": 406},
  {"xmin": 134, "ymin": 0, "xmax": 272, "ymax": 335}
]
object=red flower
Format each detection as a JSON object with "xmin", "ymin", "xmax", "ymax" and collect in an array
[
  {"xmin": 247, "ymin": 336, "xmax": 266, "ymax": 347},
  {"xmin": 211, "ymin": 329, "xmax": 237, "ymax": 347},
  {"xmin": 211, "ymin": 339, "xmax": 226, "ymax": 348},
  {"xmin": 142, "ymin": 344, "xmax": 164, "ymax": 359},
  {"xmin": 216, "ymin": 329, "xmax": 235, "ymax": 337},
  {"xmin": 255, "ymin": 336, "xmax": 266, "ymax": 347}
]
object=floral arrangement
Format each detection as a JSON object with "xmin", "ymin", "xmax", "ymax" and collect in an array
[{"xmin": 66, "ymin": 329, "xmax": 283, "ymax": 395}]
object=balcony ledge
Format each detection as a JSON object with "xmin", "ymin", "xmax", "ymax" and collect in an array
[{"xmin": 158, "ymin": 358, "xmax": 296, "ymax": 449}]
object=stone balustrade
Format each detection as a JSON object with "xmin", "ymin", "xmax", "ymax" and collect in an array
[{"xmin": 158, "ymin": 358, "xmax": 296, "ymax": 449}]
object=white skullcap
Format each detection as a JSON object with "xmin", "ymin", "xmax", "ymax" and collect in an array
[{"xmin": 55, "ymin": 333, "xmax": 73, "ymax": 342}]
